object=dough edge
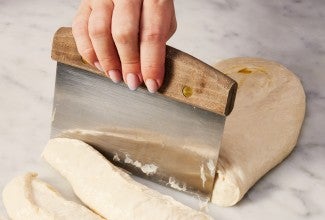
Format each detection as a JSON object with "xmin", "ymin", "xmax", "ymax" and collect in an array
[
  {"xmin": 211, "ymin": 57, "xmax": 306, "ymax": 206},
  {"xmin": 42, "ymin": 137, "xmax": 213, "ymax": 220},
  {"xmin": 2, "ymin": 172, "xmax": 103, "ymax": 220}
]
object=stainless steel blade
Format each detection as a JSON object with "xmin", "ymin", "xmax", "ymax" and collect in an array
[{"xmin": 51, "ymin": 63, "xmax": 225, "ymax": 199}]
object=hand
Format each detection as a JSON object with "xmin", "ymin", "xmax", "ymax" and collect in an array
[{"xmin": 72, "ymin": 0, "xmax": 177, "ymax": 93}]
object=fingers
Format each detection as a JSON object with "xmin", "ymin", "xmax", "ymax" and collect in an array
[
  {"xmin": 140, "ymin": 0, "xmax": 176, "ymax": 93},
  {"xmin": 73, "ymin": 0, "xmax": 177, "ymax": 92},
  {"xmin": 88, "ymin": 1, "xmax": 122, "ymax": 83},
  {"xmin": 111, "ymin": 0, "xmax": 142, "ymax": 90},
  {"xmin": 72, "ymin": 0, "xmax": 97, "ymax": 65}
]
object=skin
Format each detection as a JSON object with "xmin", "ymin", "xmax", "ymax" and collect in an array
[{"xmin": 72, "ymin": 0, "xmax": 177, "ymax": 93}]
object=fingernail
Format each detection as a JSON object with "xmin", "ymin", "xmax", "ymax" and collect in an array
[
  {"xmin": 126, "ymin": 73, "xmax": 140, "ymax": 91},
  {"xmin": 145, "ymin": 79, "xmax": 159, "ymax": 93},
  {"xmin": 94, "ymin": 61, "xmax": 103, "ymax": 72},
  {"xmin": 108, "ymin": 70, "xmax": 122, "ymax": 83}
]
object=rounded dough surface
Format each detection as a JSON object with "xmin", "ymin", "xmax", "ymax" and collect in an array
[
  {"xmin": 42, "ymin": 138, "xmax": 212, "ymax": 220},
  {"xmin": 2, "ymin": 172, "xmax": 103, "ymax": 220},
  {"xmin": 211, "ymin": 57, "xmax": 305, "ymax": 206}
]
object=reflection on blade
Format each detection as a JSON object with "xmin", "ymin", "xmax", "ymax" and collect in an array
[{"xmin": 51, "ymin": 63, "xmax": 225, "ymax": 199}]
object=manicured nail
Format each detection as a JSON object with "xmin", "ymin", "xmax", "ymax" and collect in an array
[
  {"xmin": 94, "ymin": 62, "xmax": 103, "ymax": 72},
  {"xmin": 145, "ymin": 79, "xmax": 159, "ymax": 93},
  {"xmin": 126, "ymin": 73, "xmax": 140, "ymax": 91},
  {"xmin": 108, "ymin": 70, "xmax": 122, "ymax": 83}
]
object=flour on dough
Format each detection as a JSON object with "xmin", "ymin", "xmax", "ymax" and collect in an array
[{"xmin": 43, "ymin": 138, "xmax": 212, "ymax": 220}]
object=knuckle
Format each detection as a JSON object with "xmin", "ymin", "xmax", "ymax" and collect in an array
[
  {"xmin": 123, "ymin": 60, "xmax": 140, "ymax": 65},
  {"xmin": 115, "ymin": 0, "xmax": 141, "ymax": 7},
  {"xmin": 112, "ymin": 28, "xmax": 137, "ymax": 44},
  {"xmin": 99, "ymin": 56, "xmax": 119, "ymax": 66},
  {"xmin": 80, "ymin": 47, "xmax": 95, "ymax": 60},
  {"xmin": 100, "ymin": 56, "xmax": 116, "ymax": 63},
  {"xmin": 141, "ymin": 29, "xmax": 165, "ymax": 43},
  {"xmin": 89, "ymin": 20, "xmax": 108, "ymax": 38},
  {"xmin": 142, "ymin": 62, "xmax": 162, "ymax": 72}
]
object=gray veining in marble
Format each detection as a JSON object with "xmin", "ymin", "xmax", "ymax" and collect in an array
[{"xmin": 0, "ymin": 0, "xmax": 324, "ymax": 219}]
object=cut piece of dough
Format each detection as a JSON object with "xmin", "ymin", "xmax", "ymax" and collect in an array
[
  {"xmin": 42, "ymin": 138, "xmax": 212, "ymax": 220},
  {"xmin": 211, "ymin": 58, "xmax": 306, "ymax": 206},
  {"xmin": 0, "ymin": 214, "xmax": 8, "ymax": 220},
  {"xmin": 2, "ymin": 172, "xmax": 104, "ymax": 220}
]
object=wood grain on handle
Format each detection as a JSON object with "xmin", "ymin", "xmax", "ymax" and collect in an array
[{"xmin": 51, "ymin": 27, "xmax": 237, "ymax": 116}]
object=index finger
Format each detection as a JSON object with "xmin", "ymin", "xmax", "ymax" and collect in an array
[{"xmin": 72, "ymin": 1, "xmax": 97, "ymax": 65}]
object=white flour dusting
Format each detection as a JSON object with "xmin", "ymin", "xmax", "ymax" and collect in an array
[
  {"xmin": 124, "ymin": 155, "xmax": 133, "ymax": 164},
  {"xmin": 167, "ymin": 177, "xmax": 186, "ymax": 191},
  {"xmin": 133, "ymin": 161, "xmax": 142, "ymax": 168},
  {"xmin": 207, "ymin": 159, "xmax": 215, "ymax": 176},
  {"xmin": 124, "ymin": 155, "xmax": 158, "ymax": 175},
  {"xmin": 141, "ymin": 164, "xmax": 158, "ymax": 175},
  {"xmin": 113, "ymin": 153, "xmax": 120, "ymax": 162},
  {"xmin": 198, "ymin": 196, "xmax": 209, "ymax": 212},
  {"xmin": 200, "ymin": 165, "xmax": 207, "ymax": 188}
]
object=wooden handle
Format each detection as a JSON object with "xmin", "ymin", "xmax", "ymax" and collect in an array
[{"xmin": 51, "ymin": 27, "xmax": 237, "ymax": 116}]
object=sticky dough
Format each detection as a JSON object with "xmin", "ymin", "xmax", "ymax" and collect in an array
[
  {"xmin": 42, "ymin": 138, "xmax": 212, "ymax": 220},
  {"xmin": 2, "ymin": 172, "xmax": 104, "ymax": 220},
  {"xmin": 211, "ymin": 58, "xmax": 306, "ymax": 206}
]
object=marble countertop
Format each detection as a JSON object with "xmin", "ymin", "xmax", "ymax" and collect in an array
[{"xmin": 0, "ymin": 0, "xmax": 324, "ymax": 219}]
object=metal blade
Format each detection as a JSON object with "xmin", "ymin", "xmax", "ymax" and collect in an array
[{"xmin": 51, "ymin": 63, "xmax": 225, "ymax": 199}]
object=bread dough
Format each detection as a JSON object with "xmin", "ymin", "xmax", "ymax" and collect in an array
[
  {"xmin": 42, "ymin": 138, "xmax": 212, "ymax": 220},
  {"xmin": 211, "ymin": 58, "xmax": 306, "ymax": 206},
  {"xmin": 0, "ymin": 214, "xmax": 8, "ymax": 220},
  {"xmin": 2, "ymin": 172, "xmax": 104, "ymax": 220}
]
